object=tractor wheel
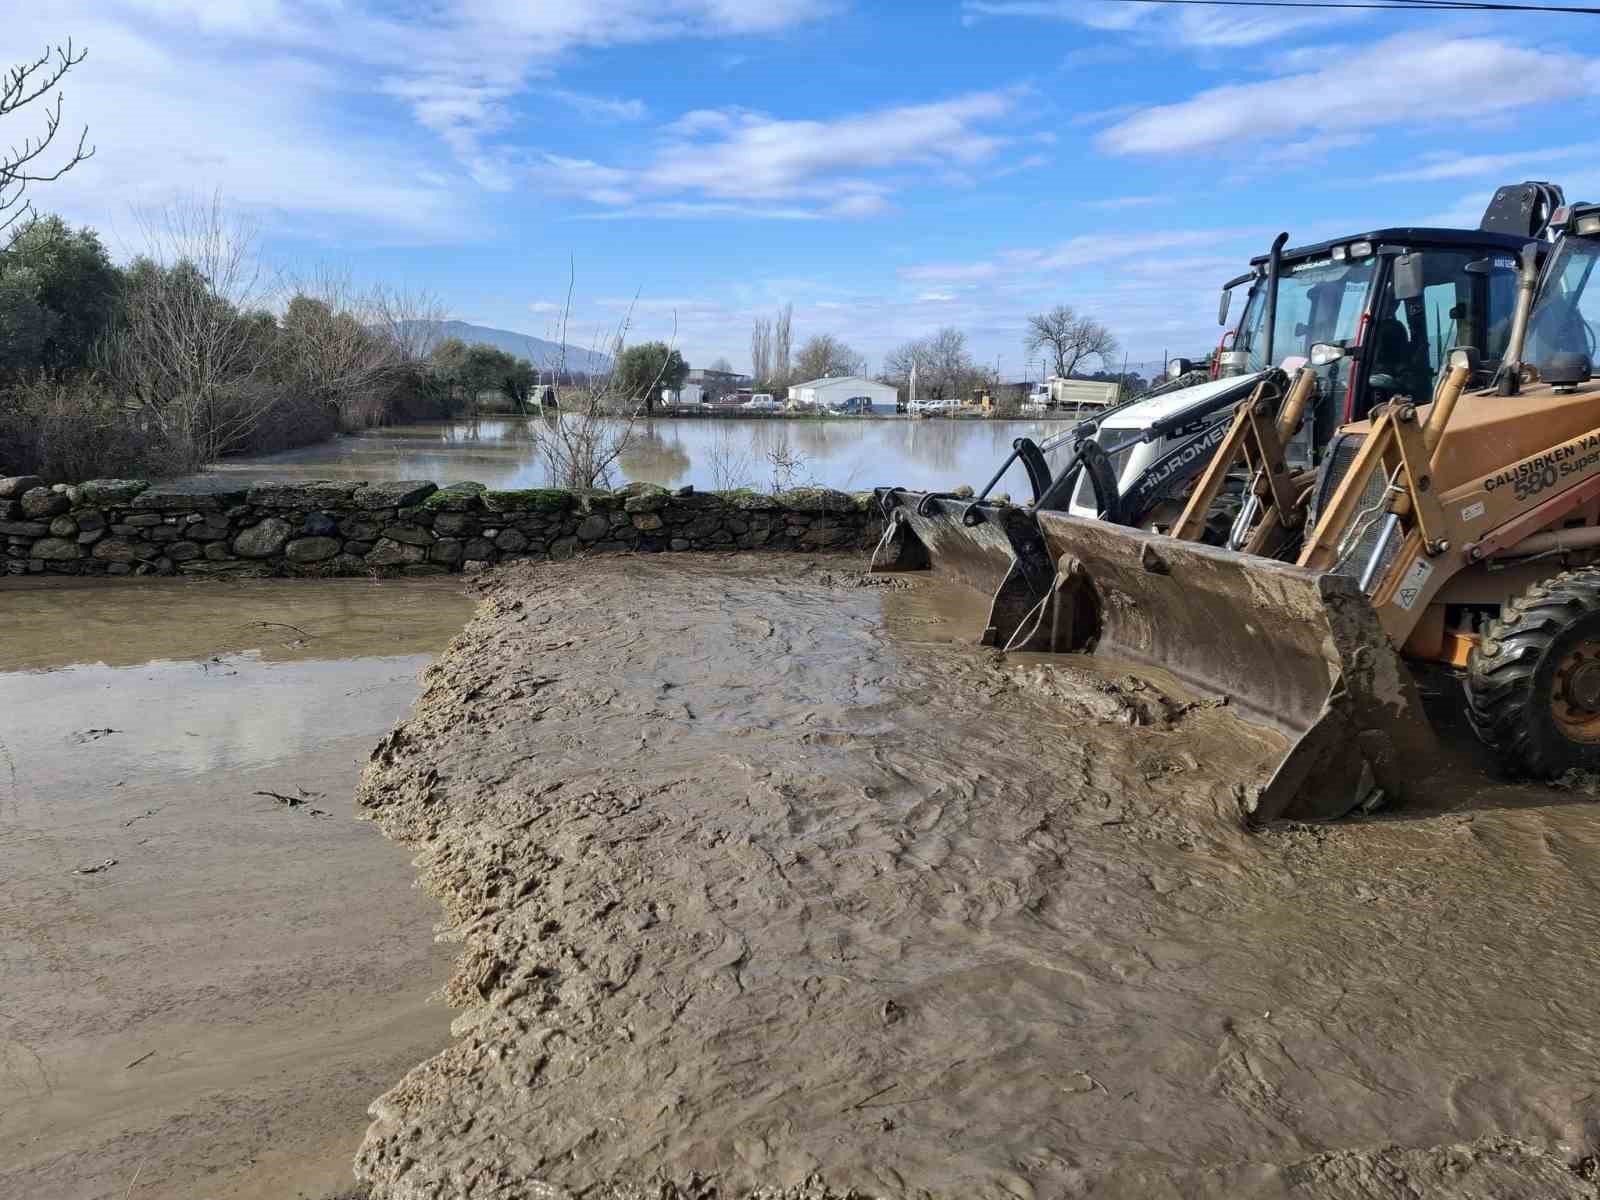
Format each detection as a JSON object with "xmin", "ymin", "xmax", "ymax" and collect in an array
[{"xmin": 1466, "ymin": 568, "xmax": 1600, "ymax": 778}]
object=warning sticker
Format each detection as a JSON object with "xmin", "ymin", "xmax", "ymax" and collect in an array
[
  {"xmin": 1460, "ymin": 500, "xmax": 1486, "ymax": 523},
  {"xmin": 1395, "ymin": 557, "xmax": 1435, "ymax": 611}
]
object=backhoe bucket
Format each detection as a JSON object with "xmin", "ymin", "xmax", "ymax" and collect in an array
[
  {"xmin": 1030, "ymin": 513, "xmax": 1438, "ymax": 823},
  {"xmin": 871, "ymin": 489, "xmax": 1055, "ymax": 647}
]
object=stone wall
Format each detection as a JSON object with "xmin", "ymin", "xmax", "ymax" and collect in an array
[{"xmin": 0, "ymin": 475, "xmax": 885, "ymax": 578}]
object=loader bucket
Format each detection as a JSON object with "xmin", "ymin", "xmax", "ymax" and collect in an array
[
  {"xmin": 871, "ymin": 489, "xmax": 1056, "ymax": 648},
  {"xmin": 1030, "ymin": 513, "xmax": 1438, "ymax": 824}
]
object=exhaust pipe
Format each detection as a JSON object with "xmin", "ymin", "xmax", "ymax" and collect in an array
[
  {"xmin": 1260, "ymin": 232, "xmax": 1290, "ymax": 370},
  {"xmin": 1497, "ymin": 241, "xmax": 1544, "ymax": 396}
]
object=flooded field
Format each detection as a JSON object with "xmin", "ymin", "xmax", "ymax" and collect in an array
[
  {"xmin": 354, "ymin": 555, "xmax": 1600, "ymax": 1199},
  {"xmin": 0, "ymin": 578, "xmax": 475, "ymax": 1200},
  {"xmin": 184, "ymin": 415, "xmax": 1074, "ymax": 496}
]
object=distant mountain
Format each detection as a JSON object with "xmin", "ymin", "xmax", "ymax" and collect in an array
[{"xmin": 400, "ymin": 319, "xmax": 612, "ymax": 376}]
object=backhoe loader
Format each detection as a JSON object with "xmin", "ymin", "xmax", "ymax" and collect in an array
[
  {"xmin": 1017, "ymin": 201, "xmax": 1600, "ymax": 824},
  {"xmin": 872, "ymin": 182, "xmax": 1563, "ymax": 647}
]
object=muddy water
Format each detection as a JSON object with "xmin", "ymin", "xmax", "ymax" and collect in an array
[
  {"xmin": 355, "ymin": 557, "xmax": 1600, "ymax": 1198},
  {"xmin": 181, "ymin": 415, "xmax": 1074, "ymax": 497},
  {"xmin": 0, "ymin": 579, "xmax": 474, "ymax": 1200}
]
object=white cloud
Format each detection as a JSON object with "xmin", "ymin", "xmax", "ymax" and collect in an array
[
  {"xmin": 1101, "ymin": 37, "xmax": 1597, "ymax": 158},
  {"xmin": 644, "ymin": 90, "xmax": 1021, "ymax": 201},
  {"xmin": 1372, "ymin": 142, "xmax": 1600, "ymax": 184},
  {"xmin": 539, "ymin": 89, "xmax": 1020, "ymax": 221},
  {"xmin": 10, "ymin": 0, "xmax": 834, "ymax": 241},
  {"xmin": 545, "ymin": 88, "xmax": 649, "ymax": 122},
  {"xmin": 1086, "ymin": 194, "xmax": 1167, "ymax": 210},
  {"xmin": 964, "ymin": 0, "xmax": 1342, "ymax": 48}
]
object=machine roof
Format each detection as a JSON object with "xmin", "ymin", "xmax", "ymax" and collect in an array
[{"xmin": 1248, "ymin": 227, "xmax": 1534, "ymax": 268}]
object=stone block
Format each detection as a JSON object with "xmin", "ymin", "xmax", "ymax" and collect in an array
[
  {"xmin": 576, "ymin": 514, "xmax": 610, "ymax": 541},
  {"xmin": 631, "ymin": 513, "xmax": 665, "ymax": 531},
  {"xmin": 343, "ymin": 540, "xmax": 374, "ymax": 557},
  {"xmin": 380, "ymin": 523, "xmax": 434, "ymax": 546},
  {"xmin": 129, "ymin": 487, "xmax": 232, "ymax": 512},
  {"xmin": 75, "ymin": 511, "xmax": 106, "ymax": 531},
  {"xmin": 423, "ymin": 482, "xmax": 487, "ymax": 512},
  {"xmin": 432, "ymin": 512, "xmax": 471, "ymax": 536},
  {"xmin": 339, "ymin": 516, "xmax": 382, "ymax": 541},
  {"xmin": 168, "ymin": 541, "xmax": 202, "ymax": 562},
  {"xmin": 245, "ymin": 480, "xmax": 357, "ymax": 509},
  {"xmin": 801, "ymin": 524, "xmax": 847, "ymax": 547},
  {"xmin": 232, "ymin": 517, "xmax": 293, "ymax": 559},
  {"xmin": 124, "ymin": 513, "xmax": 164, "ymax": 527},
  {"xmin": 147, "ymin": 526, "xmax": 182, "ymax": 542},
  {"xmin": 462, "ymin": 538, "xmax": 497, "ymax": 562},
  {"xmin": 0, "ymin": 475, "xmax": 46, "ymax": 499},
  {"xmin": 430, "ymin": 538, "xmax": 464, "ymax": 565},
  {"xmin": 284, "ymin": 536, "xmax": 341, "ymax": 563},
  {"xmin": 494, "ymin": 529, "xmax": 529, "ymax": 553},
  {"xmin": 78, "ymin": 479, "xmax": 149, "ymax": 505},
  {"xmin": 204, "ymin": 541, "xmax": 233, "ymax": 561},
  {"xmin": 482, "ymin": 488, "xmax": 572, "ymax": 514},
  {"xmin": 29, "ymin": 537, "xmax": 81, "ymax": 560},
  {"xmin": 91, "ymin": 539, "xmax": 141, "ymax": 563},
  {"xmin": 549, "ymin": 536, "xmax": 578, "ymax": 560},
  {"xmin": 401, "ymin": 564, "xmax": 448, "ymax": 577},
  {"xmin": 48, "ymin": 515, "xmax": 78, "ymax": 537},
  {"xmin": 774, "ymin": 487, "xmax": 852, "ymax": 514},
  {"xmin": 301, "ymin": 512, "xmax": 339, "ymax": 537},
  {"xmin": 669, "ymin": 538, "xmax": 691, "ymax": 551},
  {"xmin": 353, "ymin": 480, "xmax": 437, "ymax": 510},
  {"xmin": 20, "ymin": 488, "xmax": 69, "ymax": 519},
  {"xmin": 77, "ymin": 528, "xmax": 105, "ymax": 545},
  {"xmin": 366, "ymin": 537, "xmax": 426, "ymax": 566},
  {"xmin": 0, "ymin": 521, "xmax": 48, "ymax": 537}
]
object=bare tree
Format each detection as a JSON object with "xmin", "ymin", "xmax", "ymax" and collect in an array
[
  {"xmin": 885, "ymin": 327, "xmax": 979, "ymax": 399},
  {"xmin": 371, "ymin": 283, "xmax": 448, "ymax": 363},
  {"xmin": 750, "ymin": 316, "xmax": 772, "ymax": 386},
  {"xmin": 1024, "ymin": 304, "xmax": 1119, "ymax": 379},
  {"xmin": 273, "ymin": 265, "xmax": 412, "ymax": 428},
  {"xmin": 1, "ymin": 40, "xmax": 94, "ymax": 252},
  {"xmin": 773, "ymin": 302, "xmax": 793, "ymax": 387},
  {"xmin": 537, "ymin": 272, "xmax": 682, "ymax": 490},
  {"xmin": 793, "ymin": 333, "xmax": 864, "ymax": 381},
  {"xmin": 103, "ymin": 193, "xmax": 274, "ymax": 466}
]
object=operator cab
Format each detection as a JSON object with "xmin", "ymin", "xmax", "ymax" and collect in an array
[{"xmin": 1224, "ymin": 227, "xmax": 1534, "ymax": 459}]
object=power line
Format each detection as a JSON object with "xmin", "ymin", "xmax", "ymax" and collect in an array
[{"xmin": 1110, "ymin": 0, "xmax": 1600, "ymax": 12}]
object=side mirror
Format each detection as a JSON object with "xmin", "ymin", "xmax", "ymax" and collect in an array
[
  {"xmin": 1168, "ymin": 357, "xmax": 1194, "ymax": 379},
  {"xmin": 1310, "ymin": 343, "xmax": 1345, "ymax": 367},
  {"xmin": 1218, "ymin": 289, "xmax": 1232, "ymax": 327},
  {"xmin": 1394, "ymin": 252, "xmax": 1426, "ymax": 302}
]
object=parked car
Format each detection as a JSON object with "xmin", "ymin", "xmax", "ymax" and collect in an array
[
  {"xmin": 908, "ymin": 397, "xmax": 961, "ymax": 415},
  {"xmin": 828, "ymin": 396, "xmax": 874, "ymax": 415},
  {"xmin": 740, "ymin": 393, "xmax": 780, "ymax": 412}
]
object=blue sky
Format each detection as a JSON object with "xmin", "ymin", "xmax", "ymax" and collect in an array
[{"xmin": 17, "ymin": 0, "xmax": 1600, "ymax": 376}]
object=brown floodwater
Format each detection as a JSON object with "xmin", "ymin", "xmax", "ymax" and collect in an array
[
  {"xmin": 178, "ymin": 415, "xmax": 1075, "ymax": 496},
  {"xmin": 353, "ymin": 555, "xmax": 1600, "ymax": 1198},
  {"xmin": 0, "ymin": 578, "xmax": 475, "ymax": 1200}
]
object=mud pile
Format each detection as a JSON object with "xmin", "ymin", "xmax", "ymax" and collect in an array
[{"xmin": 354, "ymin": 556, "xmax": 1600, "ymax": 1199}]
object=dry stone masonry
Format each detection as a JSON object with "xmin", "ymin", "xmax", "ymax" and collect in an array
[{"xmin": 0, "ymin": 476, "xmax": 884, "ymax": 578}]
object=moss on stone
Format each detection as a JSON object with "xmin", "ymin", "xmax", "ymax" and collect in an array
[{"xmin": 481, "ymin": 488, "xmax": 573, "ymax": 513}]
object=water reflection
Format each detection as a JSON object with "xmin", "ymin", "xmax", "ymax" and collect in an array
[{"xmin": 191, "ymin": 415, "xmax": 1075, "ymax": 497}]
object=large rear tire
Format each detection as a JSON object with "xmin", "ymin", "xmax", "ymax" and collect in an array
[{"xmin": 1465, "ymin": 569, "xmax": 1600, "ymax": 778}]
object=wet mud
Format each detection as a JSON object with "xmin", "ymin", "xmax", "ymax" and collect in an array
[
  {"xmin": 355, "ymin": 556, "xmax": 1600, "ymax": 1198},
  {"xmin": 0, "ymin": 578, "xmax": 474, "ymax": 1200}
]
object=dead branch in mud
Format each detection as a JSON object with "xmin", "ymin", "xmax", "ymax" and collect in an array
[
  {"xmin": 244, "ymin": 621, "xmax": 313, "ymax": 640},
  {"xmin": 254, "ymin": 788, "xmax": 328, "ymax": 816}
]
